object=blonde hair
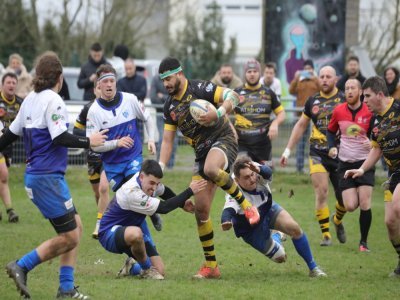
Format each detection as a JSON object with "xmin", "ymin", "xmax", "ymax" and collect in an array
[{"xmin": 8, "ymin": 53, "xmax": 23, "ymax": 65}]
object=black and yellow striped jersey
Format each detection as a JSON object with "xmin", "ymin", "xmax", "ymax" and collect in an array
[
  {"xmin": 163, "ymin": 79, "xmax": 233, "ymax": 159},
  {"xmin": 303, "ymin": 88, "xmax": 345, "ymax": 150},
  {"xmin": 371, "ymin": 98, "xmax": 400, "ymax": 174}
]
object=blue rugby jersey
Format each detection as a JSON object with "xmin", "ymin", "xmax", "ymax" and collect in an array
[
  {"xmin": 86, "ymin": 92, "xmax": 151, "ymax": 164},
  {"xmin": 9, "ymin": 90, "xmax": 69, "ymax": 174}
]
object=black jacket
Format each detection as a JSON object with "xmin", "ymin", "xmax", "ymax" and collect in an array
[
  {"xmin": 77, "ymin": 55, "xmax": 108, "ymax": 100},
  {"xmin": 336, "ymin": 73, "xmax": 366, "ymax": 92}
]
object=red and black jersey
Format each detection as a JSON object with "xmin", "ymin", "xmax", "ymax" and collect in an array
[
  {"xmin": 328, "ymin": 102, "xmax": 374, "ymax": 162},
  {"xmin": 163, "ymin": 79, "xmax": 233, "ymax": 159}
]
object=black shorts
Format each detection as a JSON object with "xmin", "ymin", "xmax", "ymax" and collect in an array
[
  {"xmin": 238, "ymin": 136, "xmax": 272, "ymax": 164},
  {"xmin": 338, "ymin": 160, "xmax": 375, "ymax": 191},
  {"xmin": 194, "ymin": 136, "xmax": 238, "ymax": 180},
  {"xmin": 87, "ymin": 160, "xmax": 103, "ymax": 184}
]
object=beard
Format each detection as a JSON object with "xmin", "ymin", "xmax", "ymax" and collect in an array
[
  {"xmin": 168, "ymin": 78, "xmax": 181, "ymax": 96},
  {"xmin": 221, "ymin": 76, "xmax": 232, "ymax": 84}
]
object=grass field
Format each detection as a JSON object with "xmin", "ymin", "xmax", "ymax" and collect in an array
[{"xmin": 0, "ymin": 156, "xmax": 398, "ymax": 299}]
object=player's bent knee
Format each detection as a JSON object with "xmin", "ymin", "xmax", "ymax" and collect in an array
[{"xmin": 125, "ymin": 226, "xmax": 144, "ymax": 245}]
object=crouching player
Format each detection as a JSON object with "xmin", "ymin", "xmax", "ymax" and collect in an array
[
  {"xmin": 98, "ymin": 160, "xmax": 207, "ymax": 279},
  {"xmin": 221, "ymin": 156, "xmax": 326, "ymax": 277}
]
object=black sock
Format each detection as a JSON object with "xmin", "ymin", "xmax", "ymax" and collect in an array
[{"xmin": 359, "ymin": 209, "xmax": 372, "ymax": 243}]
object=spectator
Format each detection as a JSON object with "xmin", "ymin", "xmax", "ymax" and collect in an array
[
  {"xmin": 289, "ymin": 59, "xmax": 319, "ymax": 173},
  {"xmin": 260, "ymin": 62, "xmax": 282, "ymax": 98},
  {"xmin": 337, "ymin": 55, "xmax": 366, "ymax": 92},
  {"xmin": 150, "ymin": 75, "xmax": 178, "ymax": 169},
  {"xmin": 117, "ymin": 58, "xmax": 147, "ymax": 101},
  {"xmin": 108, "ymin": 44, "xmax": 129, "ymax": 80},
  {"xmin": 384, "ymin": 66, "xmax": 400, "ymax": 100},
  {"xmin": 77, "ymin": 42, "xmax": 108, "ymax": 100},
  {"xmin": 211, "ymin": 64, "xmax": 243, "ymax": 89},
  {"xmin": 2, "ymin": 53, "xmax": 32, "ymax": 99}
]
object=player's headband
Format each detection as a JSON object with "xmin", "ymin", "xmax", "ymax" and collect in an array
[
  {"xmin": 98, "ymin": 73, "xmax": 116, "ymax": 82},
  {"xmin": 159, "ymin": 66, "xmax": 182, "ymax": 79}
]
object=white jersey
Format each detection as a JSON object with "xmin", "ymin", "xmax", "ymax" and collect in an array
[
  {"xmin": 86, "ymin": 92, "xmax": 151, "ymax": 164},
  {"xmin": 224, "ymin": 174, "xmax": 272, "ymax": 215},
  {"xmin": 9, "ymin": 90, "xmax": 69, "ymax": 174},
  {"xmin": 99, "ymin": 172, "xmax": 165, "ymax": 235},
  {"xmin": 259, "ymin": 77, "xmax": 282, "ymax": 98}
]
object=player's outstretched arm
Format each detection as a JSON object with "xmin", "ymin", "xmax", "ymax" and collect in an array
[
  {"xmin": 53, "ymin": 129, "xmax": 108, "ymax": 148},
  {"xmin": 0, "ymin": 128, "xmax": 19, "ymax": 152},
  {"xmin": 280, "ymin": 115, "xmax": 310, "ymax": 167},
  {"xmin": 156, "ymin": 179, "xmax": 207, "ymax": 214}
]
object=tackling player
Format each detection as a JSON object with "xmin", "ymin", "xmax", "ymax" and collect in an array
[
  {"xmin": 221, "ymin": 156, "xmax": 326, "ymax": 277},
  {"xmin": 158, "ymin": 57, "xmax": 260, "ymax": 279},
  {"xmin": 99, "ymin": 159, "xmax": 206, "ymax": 280}
]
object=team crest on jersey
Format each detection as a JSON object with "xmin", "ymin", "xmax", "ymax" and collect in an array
[
  {"xmin": 372, "ymin": 127, "xmax": 379, "ymax": 135},
  {"xmin": 334, "ymin": 98, "xmax": 341, "ymax": 102},
  {"xmin": 123, "ymin": 111, "xmax": 129, "ymax": 118},
  {"xmin": 239, "ymin": 95, "xmax": 245, "ymax": 103},
  {"xmin": 205, "ymin": 83, "xmax": 213, "ymax": 92},
  {"xmin": 0, "ymin": 108, "xmax": 6, "ymax": 117},
  {"xmin": 312, "ymin": 105, "xmax": 319, "ymax": 115}
]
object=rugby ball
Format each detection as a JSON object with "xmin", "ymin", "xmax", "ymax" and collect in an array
[{"xmin": 189, "ymin": 99, "xmax": 217, "ymax": 127}]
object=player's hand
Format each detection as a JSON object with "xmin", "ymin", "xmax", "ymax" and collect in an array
[
  {"xmin": 148, "ymin": 141, "xmax": 156, "ymax": 155},
  {"xmin": 268, "ymin": 124, "xmax": 278, "ymax": 140},
  {"xmin": 344, "ymin": 168, "xmax": 364, "ymax": 179},
  {"xmin": 182, "ymin": 199, "xmax": 195, "ymax": 213},
  {"xmin": 89, "ymin": 73, "xmax": 97, "ymax": 82},
  {"xmin": 328, "ymin": 147, "xmax": 338, "ymax": 159},
  {"xmin": 198, "ymin": 106, "xmax": 218, "ymax": 125},
  {"xmin": 245, "ymin": 161, "xmax": 260, "ymax": 174},
  {"xmin": 280, "ymin": 148, "xmax": 290, "ymax": 167},
  {"xmin": 189, "ymin": 179, "xmax": 208, "ymax": 194},
  {"xmin": 117, "ymin": 136, "xmax": 134, "ymax": 148},
  {"xmin": 89, "ymin": 129, "xmax": 108, "ymax": 147},
  {"xmin": 221, "ymin": 221, "xmax": 233, "ymax": 231}
]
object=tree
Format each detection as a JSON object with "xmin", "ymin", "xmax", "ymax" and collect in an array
[
  {"xmin": 170, "ymin": 1, "xmax": 237, "ymax": 79},
  {"xmin": 360, "ymin": 0, "xmax": 400, "ymax": 74}
]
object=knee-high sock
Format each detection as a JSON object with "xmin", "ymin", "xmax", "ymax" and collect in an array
[
  {"xmin": 333, "ymin": 201, "xmax": 346, "ymax": 224},
  {"xmin": 198, "ymin": 219, "xmax": 217, "ymax": 268},
  {"xmin": 59, "ymin": 266, "xmax": 74, "ymax": 291},
  {"xmin": 390, "ymin": 237, "xmax": 400, "ymax": 261},
  {"xmin": 214, "ymin": 169, "xmax": 252, "ymax": 210},
  {"xmin": 292, "ymin": 233, "xmax": 317, "ymax": 270},
  {"xmin": 316, "ymin": 206, "xmax": 331, "ymax": 238},
  {"xmin": 359, "ymin": 209, "xmax": 372, "ymax": 243}
]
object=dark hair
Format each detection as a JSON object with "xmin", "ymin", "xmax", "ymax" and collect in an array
[
  {"xmin": 384, "ymin": 66, "xmax": 400, "ymax": 95},
  {"xmin": 220, "ymin": 63, "xmax": 233, "ymax": 69},
  {"xmin": 232, "ymin": 155, "xmax": 252, "ymax": 178},
  {"xmin": 114, "ymin": 44, "xmax": 129, "ymax": 60},
  {"xmin": 96, "ymin": 64, "xmax": 116, "ymax": 78},
  {"xmin": 141, "ymin": 159, "xmax": 163, "ymax": 179},
  {"xmin": 303, "ymin": 59, "xmax": 314, "ymax": 68},
  {"xmin": 362, "ymin": 76, "xmax": 389, "ymax": 96},
  {"xmin": 1, "ymin": 72, "xmax": 18, "ymax": 85},
  {"xmin": 347, "ymin": 55, "xmax": 359, "ymax": 63},
  {"xmin": 264, "ymin": 62, "xmax": 277, "ymax": 72},
  {"xmin": 91, "ymin": 42, "xmax": 102, "ymax": 52},
  {"xmin": 32, "ymin": 51, "xmax": 63, "ymax": 93},
  {"xmin": 159, "ymin": 57, "xmax": 181, "ymax": 74}
]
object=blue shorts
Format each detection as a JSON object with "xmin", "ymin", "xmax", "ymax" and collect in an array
[
  {"xmin": 99, "ymin": 220, "xmax": 155, "ymax": 255},
  {"xmin": 104, "ymin": 156, "xmax": 143, "ymax": 191},
  {"xmin": 240, "ymin": 202, "xmax": 282, "ymax": 253},
  {"xmin": 24, "ymin": 173, "xmax": 74, "ymax": 219}
]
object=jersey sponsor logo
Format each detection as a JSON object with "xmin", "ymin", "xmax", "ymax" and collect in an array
[
  {"xmin": 346, "ymin": 124, "xmax": 361, "ymax": 136},
  {"xmin": 312, "ymin": 105, "xmax": 319, "ymax": 115},
  {"xmin": 205, "ymin": 83, "xmax": 213, "ymax": 92},
  {"xmin": 51, "ymin": 114, "xmax": 63, "ymax": 121},
  {"xmin": 64, "ymin": 198, "xmax": 73, "ymax": 210},
  {"xmin": 382, "ymin": 137, "xmax": 398, "ymax": 148}
]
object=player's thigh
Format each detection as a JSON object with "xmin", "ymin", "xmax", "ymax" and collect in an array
[
  {"xmin": 0, "ymin": 158, "xmax": 8, "ymax": 181},
  {"xmin": 358, "ymin": 185, "xmax": 373, "ymax": 210},
  {"xmin": 273, "ymin": 208, "xmax": 301, "ymax": 238},
  {"xmin": 310, "ymin": 172, "xmax": 329, "ymax": 193},
  {"xmin": 342, "ymin": 188, "xmax": 359, "ymax": 211},
  {"xmin": 392, "ymin": 183, "xmax": 400, "ymax": 216}
]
